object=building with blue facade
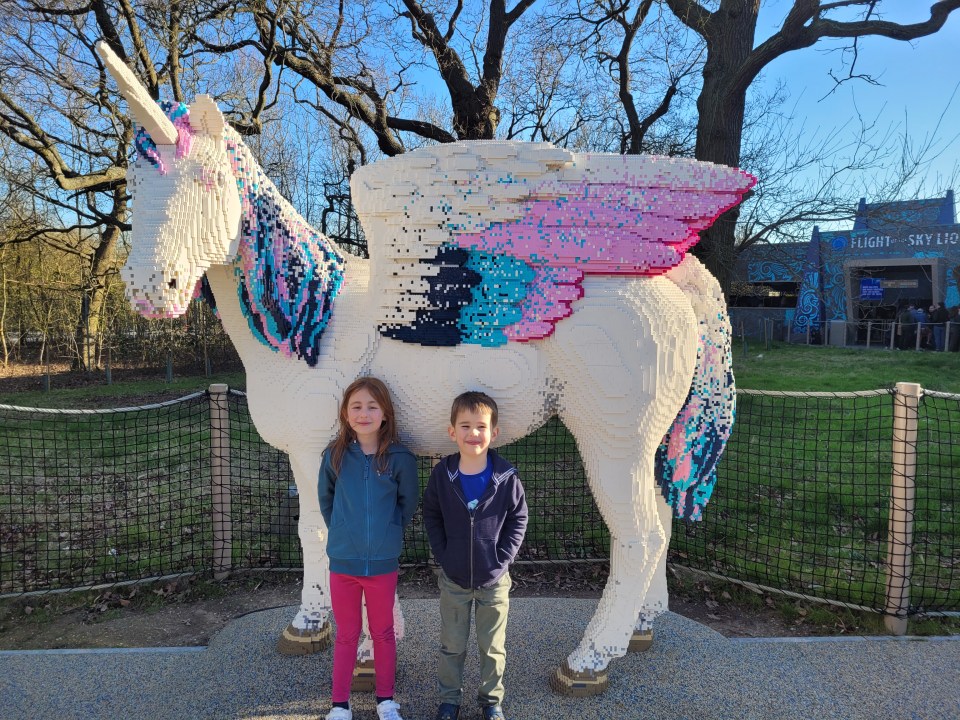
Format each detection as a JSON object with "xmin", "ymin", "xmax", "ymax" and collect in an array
[{"xmin": 731, "ymin": 191, "xmax": 958, "ymax": 342}]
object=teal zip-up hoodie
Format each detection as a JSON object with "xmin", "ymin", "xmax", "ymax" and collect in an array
[{"xmin": 318, "ymin": 441, "xmax": 419, "ymax": 576}]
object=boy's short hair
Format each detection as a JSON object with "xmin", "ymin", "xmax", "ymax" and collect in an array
[{"xmin": 450, "ymin": 391, "xmax": 499, "ymax": 428}]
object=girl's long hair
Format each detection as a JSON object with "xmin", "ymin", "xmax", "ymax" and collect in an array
[{"xmin": 328, "ymin": 376, "xmax": 400, "ymax": 475}]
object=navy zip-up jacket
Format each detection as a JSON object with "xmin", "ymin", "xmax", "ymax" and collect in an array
[
  {"xmin": 318, "ymin": 441, "xmax": 419, "ymax": 577},
  {"xmin": 422, "ymin": 449, "xmax": 528, "ymax": 589}
]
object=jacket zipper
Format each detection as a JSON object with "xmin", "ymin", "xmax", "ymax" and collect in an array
[
  {"xmin": 451, "ymin": 470, "xmax": 476, "ymax": 588},
  {"xmin": 364, "ymin": 454, "xmax": 370, "ymax": 576},
  {"xmin": 469, "ymin": 511, "xmax": 475, "ymax": 589},
  {"xmin": 453, "ymin": 461, "xmax": 506, "ymax": 589}
]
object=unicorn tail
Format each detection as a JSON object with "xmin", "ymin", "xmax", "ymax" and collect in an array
[{"xmin": 657, "ymin": 255, "xmax": 736, "ymax": 521}]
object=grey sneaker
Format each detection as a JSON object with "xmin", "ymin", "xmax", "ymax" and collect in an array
[
  {"xmin": 325, "ymin": 707, "xmax": 352, "ymax": 720},
  {"xmin": 481, "ymin": 705, "xmax": 506, "ymax": 720},
  {"xmin": 377, "ymin": 699, "xmax": 404, "ymax": 720},
  {"xmin": 434, "ymin": 702, "xmax": 460, "ymax": 720}
]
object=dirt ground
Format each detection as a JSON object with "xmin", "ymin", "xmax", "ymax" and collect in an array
[{"xmin": 0, "ymin": 565, "xmax": 863, "ymax": 652}]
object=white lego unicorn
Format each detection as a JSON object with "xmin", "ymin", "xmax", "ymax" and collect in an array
[{"xmin": 99, "ymin": 41, "xmax": 753, "ymax": 695}]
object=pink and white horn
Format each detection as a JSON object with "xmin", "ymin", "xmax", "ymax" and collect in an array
[{"xmin": 96, "ymin": 41, "xmax": 177, "ymax": 145}]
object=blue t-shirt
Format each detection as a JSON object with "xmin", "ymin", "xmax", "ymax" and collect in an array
[{"xmin": 459, "ymin": 458, "xmax": 493, "ymax": 511}]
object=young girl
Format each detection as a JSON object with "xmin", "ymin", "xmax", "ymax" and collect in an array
[{"xmin": 318, "ymin": 377, "xmax": 420, "ymax": 720}]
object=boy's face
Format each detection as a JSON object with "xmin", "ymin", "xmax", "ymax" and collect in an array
[{"xmin": 448, "ymin": 407, "xmax": 499, "ymax": 459}]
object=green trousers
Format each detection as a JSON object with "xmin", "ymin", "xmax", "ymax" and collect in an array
[{"xmin": 437, "ymin": 569, "xmax": 512, "ymax": 707}]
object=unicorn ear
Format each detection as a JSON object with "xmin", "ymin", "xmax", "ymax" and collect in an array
[{"xmin": 189, "ymin": 95, "xmax": 226, "ymax": 137}]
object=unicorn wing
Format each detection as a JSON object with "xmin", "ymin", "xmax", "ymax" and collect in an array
[{"xmin": 351, "ymin": 143, "xmax": 755, "ymax": 346}]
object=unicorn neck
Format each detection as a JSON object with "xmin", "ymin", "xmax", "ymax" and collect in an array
[
  {"xmin": 223, "ymin": 128, "xmax": 348, "ymax": 367},
  {"xmin": 225, "ymin": 129, "xmax": 344, "ymax": 262}
]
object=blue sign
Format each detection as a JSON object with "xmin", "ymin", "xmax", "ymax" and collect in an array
[{"xmin": 860, "ymin": 278, "xmax": 883, "ymax": 299}]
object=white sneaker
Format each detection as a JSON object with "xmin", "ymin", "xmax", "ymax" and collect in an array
[
  {"xmin": 325, "ymin": 707, "xmax": 352, "ymax": 720},
  {"xmin": 377, "ymin": 699, "xmax": 405, "ymax": 720}
]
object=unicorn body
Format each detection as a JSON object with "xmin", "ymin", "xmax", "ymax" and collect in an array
[{"xmin": 101, "ymin": 42, "xmax": 753, "ymax": 693}]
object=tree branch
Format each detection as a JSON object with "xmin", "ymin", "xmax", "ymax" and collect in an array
[{"xmin": 735, "ymin": 0, "xmax": 960, "ymax": 98}]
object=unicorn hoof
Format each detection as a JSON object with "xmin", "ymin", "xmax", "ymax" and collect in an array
[
  {"xmin": 276, "ymin": 622, "xmax": 331, "ymax": 655},
  {"xmin": 628, "ymin": 629, "xmax": 654, "ymax": 652},
  {"xmin": 351, "ymin": 659, "xmax": 376, "ymax": 691},
  {"xmin": 549, "ymin": 661, "xmax": 609, "ymax": 697}
]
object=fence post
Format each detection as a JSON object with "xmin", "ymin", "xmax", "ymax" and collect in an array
[
  {"xmin": 209, "ymin": 383, "xmax": 232, "ymax": 580},
  {"xmin": 42, "ymin": 344, "xmax": 50, "ymax": 392},
  {"xmin": 885, "ymin": 382, "xmax": 921, "ymax": 635}
]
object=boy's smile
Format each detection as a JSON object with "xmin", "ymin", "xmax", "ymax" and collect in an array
[{"xmin": 449, "ymin": 408, "xmax": 499, "ymax": 467}]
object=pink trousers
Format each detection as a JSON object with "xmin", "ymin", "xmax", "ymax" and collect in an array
[{"xmin": 329, "ymin": 570, "xmax": 398, "ymax": 702}]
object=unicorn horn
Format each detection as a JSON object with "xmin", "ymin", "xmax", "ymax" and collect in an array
[{"xmin": 96, "ymin": 41, "xmax": 177, "ymax": 145}]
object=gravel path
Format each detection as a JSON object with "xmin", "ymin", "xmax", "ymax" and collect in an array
[{"xmin": 1, "ymin": 598, "xmax": 957, "ymax": 719}]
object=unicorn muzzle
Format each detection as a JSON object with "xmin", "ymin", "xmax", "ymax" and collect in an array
[{"xmin": 121, "ymin": 264, "xmax": 190, "ymax": 319}]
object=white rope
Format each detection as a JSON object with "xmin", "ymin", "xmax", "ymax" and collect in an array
[
  {"xmin": 922, "ymin": 389, "xmax": 960, "ymax": 401},
  {"xmin": 738, "ymin": 388, "xmax": 893, "ymax": 399},
  {"xmin": 0, "ymin": 392, "xmax": 206, "ymax": 415}
]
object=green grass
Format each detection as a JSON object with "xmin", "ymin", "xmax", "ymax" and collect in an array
[
  {"xmin": 0, "ymin": 371, "xmax": 246, "ymax": 409},
  {"xmin": 733, "ymin": 342, "xmax": 960, "ymax": 392}
]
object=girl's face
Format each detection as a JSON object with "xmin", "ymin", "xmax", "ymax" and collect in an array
[{"xmin": 346, "ymin": 387, "xmax": 384, "ymax": 448}]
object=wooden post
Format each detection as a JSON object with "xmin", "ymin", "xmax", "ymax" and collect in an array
[
  {"xmin": 42, "ymin": 344, "xmax": 50, "ymax": 392},
  {"xmin": 885, "ymin": 382, "xmax": 921, "ymax": 635},
  {"xmin": 889, "ymin": 322, "xmax": 896, "ymax": 350},
  {"xmin": 866, "ymin": 321, "xmax": 872, "ymax": 349},
  {"xmin": 209, "ymin": 383, "xmax": 232, "ymax": 580}
]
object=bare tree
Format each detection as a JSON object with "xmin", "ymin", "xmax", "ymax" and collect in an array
[
  {"xmin": 555, "ymin": 0, "xmax": 703, "ymax": 155},
  {"xmin": 661, "ymin": 0, "xmax": 960, "ymax": 290},
  {"xmin": 0, "ymin": 4, "xmax": 130, "ymax": 368},
  {"xmin": 212, "ymin": 0, "xmax": 542, "ymax": 154},
  {"xmin": 0, "ymin": 0, "xmax": 283, "ymax": 368}
]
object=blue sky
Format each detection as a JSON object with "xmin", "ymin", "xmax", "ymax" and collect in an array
[{"xmin": 754, "ymin": 3, "xmax": 959, "ymax": 211}]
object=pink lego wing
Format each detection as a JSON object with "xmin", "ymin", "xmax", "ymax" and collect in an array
[{"xmin": 451, "ymin": 158, "xmax": 756, "ymax": 341}]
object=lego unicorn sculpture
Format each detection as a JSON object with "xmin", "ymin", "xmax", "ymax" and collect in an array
[{"xmin": 99, "ymin": 41, "xmax": 753, "ymax": 694}]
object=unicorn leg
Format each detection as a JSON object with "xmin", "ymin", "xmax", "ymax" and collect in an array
[
  {"xmin": 546, "ymin": 278, "xmax": 697, "ymax": 695},
  {"xmin": 629, "ymin": 494, "xmax": 673, "ymax": 652},
  {"xmin": 550, "ymin": 455, "xmax": 667, "ymax": 696},
  {"xmin": 277, "ymin": 452, "xmax": 332, "ymax": 655}
]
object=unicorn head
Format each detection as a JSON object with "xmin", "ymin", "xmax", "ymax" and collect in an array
[{"xmin": 98, "ymin": 42, "xmax": 241, "ymax": 318}]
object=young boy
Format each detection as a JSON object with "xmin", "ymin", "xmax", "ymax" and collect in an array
[{"xmin": 422, "ymin": 391, "xmax": 528, "ymax": 720}]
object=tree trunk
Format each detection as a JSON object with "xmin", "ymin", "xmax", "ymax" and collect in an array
[
  {"xmin": 689, "ymin": 1, "xmax": 759, "ymax": 292},
  {"xmin": 73, "ymin": 202, "xmax": 124, "ymax": 370},
  {"xmin": 452, "ymin": 90, "xmax": 500, "ymax": 140}
]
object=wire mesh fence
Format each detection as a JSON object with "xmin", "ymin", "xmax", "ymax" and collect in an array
[
  {"xmin": 912, "ymin": 390, "xmax": 960, "ymax": 614},
  {"xmin": 0, "ymin": 385, "xmax": 957, "ymax": 619},
  {"xmin": 674, "ymin": 389, "xmax": 895, "ymax": 613},
  {"xmin": 0, "ymin": 394, "xmax": 211, "ymax": 594}
]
